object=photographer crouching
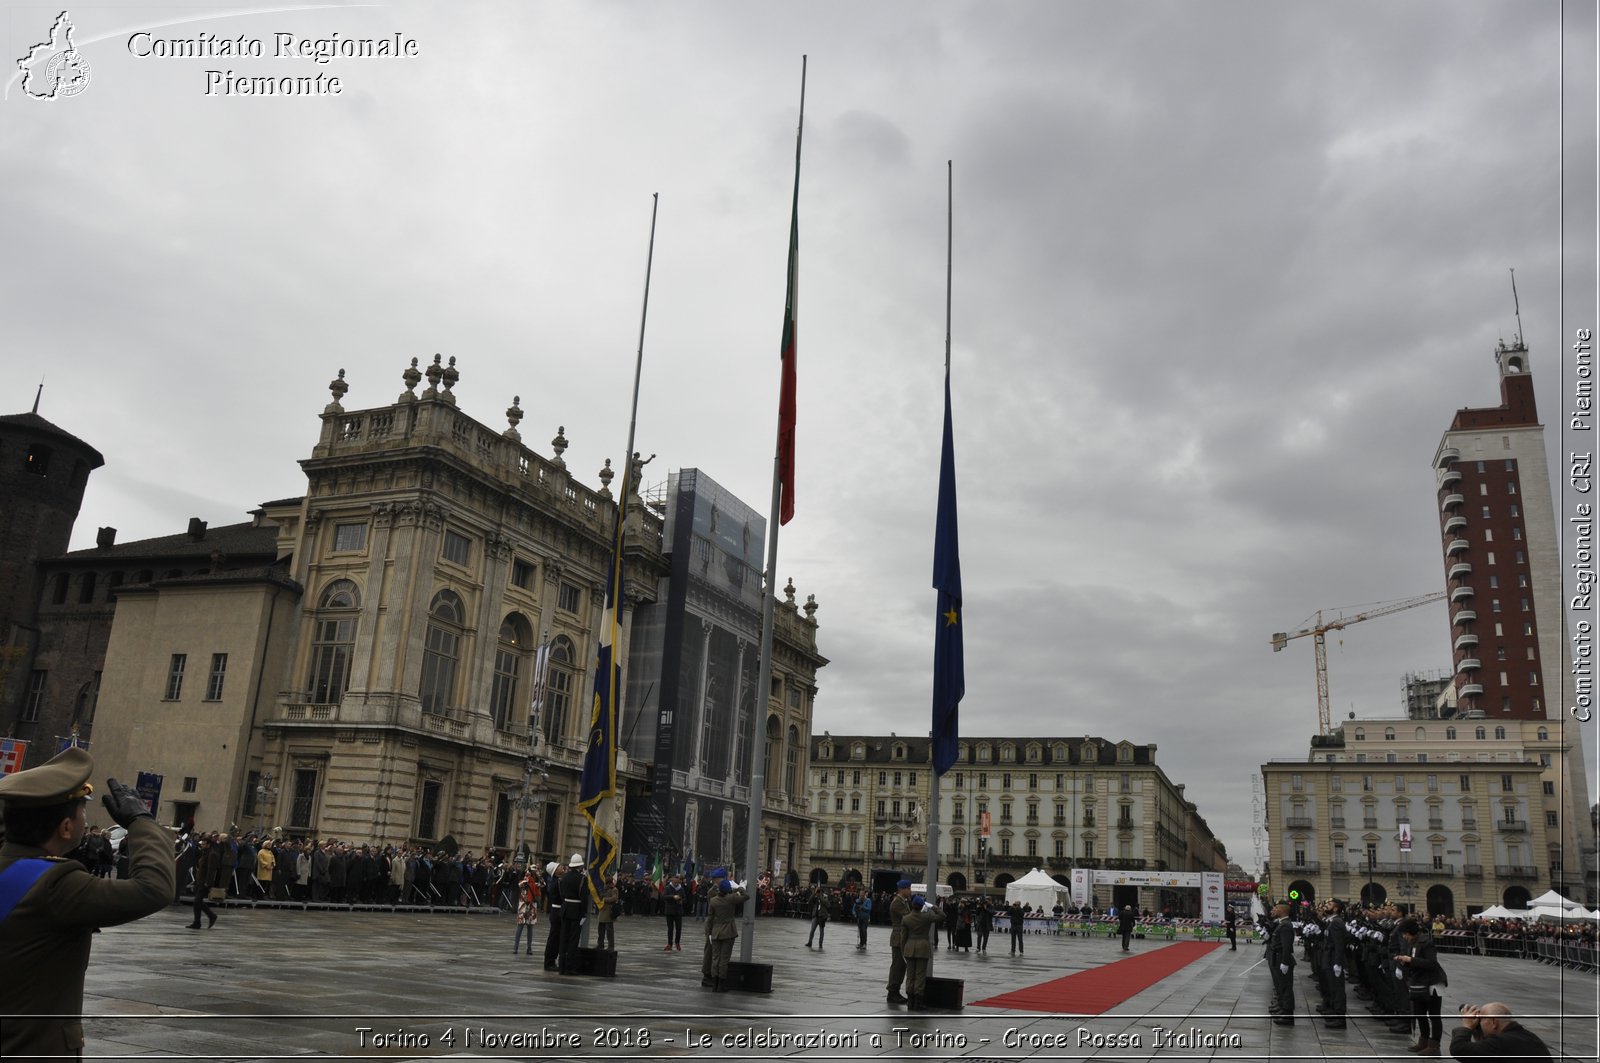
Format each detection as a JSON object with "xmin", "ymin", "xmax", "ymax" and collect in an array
[{"xmin": 1448, "ymin": 1002, "xmax": 1551, "ymax": 1059}]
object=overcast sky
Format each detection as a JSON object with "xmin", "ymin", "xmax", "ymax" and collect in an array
[{"xmin": 5, "ymin": 0, "xmax": 1596, "ymax": 868}]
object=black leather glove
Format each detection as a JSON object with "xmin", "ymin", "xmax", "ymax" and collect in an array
[{"xmin": 102, "ymin": 777, "xmax": 153, "ymax": 828}]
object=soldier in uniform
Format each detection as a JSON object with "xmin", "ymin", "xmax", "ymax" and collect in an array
[
  {"xmin": 0, "ymin": 747, "xmax": 177, "ymax": 1060},
  {"xmin": 701, "ymin": 874, "xmax": 745, "ymax": 992},
  {"xmin": 1270, "ymin": 902, "xmax": 1297, "ymax": 1025},
  {"xmin": 557, "ymin": 853, "xmax": 587, "ymax": 974},
  {"xmin": 884, "ymin": 878, "xmax": 913, "ymax": 1004},
  {"xmin": 899, "ymin": 895, "xmax": 942, "ymax": 1011},
  {"xmin": 542, "ymin": 861, "xmax": 565, "ymax": 970},
  {"xmin": 1316, "ymin": 898, "xmax": 1349, "ymax": 1029}
]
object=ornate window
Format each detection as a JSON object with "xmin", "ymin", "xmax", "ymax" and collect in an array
[
  {"xmin": 420, "ymin": 590, "xmax": 465, "ymax": 714},
  {"xmin": 541, "ymin": 636, "xmax": 576, "ymax": 744},
  {"xmin": 489, "ymin": 613, "xmax": 532, "ymax": 730},
  {"xmin": 308, "ymin": 579, "xmax": 360, "ymax": 705}
]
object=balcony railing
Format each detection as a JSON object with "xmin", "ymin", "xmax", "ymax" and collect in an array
[
  {"xmin": 1052, "ymin": 816, "xmax": 1066, "ymax": 827},
  {"xmin": 1463, "ymin": 864, "xmax": 1483, "ymax": 877},
  {"xmin": 1363, "ymin": 818, "xmax": 1379, "ymax": 829},
  {"xmin": 1115, "ymin": 819, "xmax": 1135, "ymax": 831},
  {"xmin": 1285, "ymin": 817, "xmax": 1315, "ymax": 829},
  {"xmin": 1495, "ymin": 819, "xmax": 1528, "ymax": 832},
  {"xmin": 1104, "ymin": 858, "xmax": 1146, "ymax": 871},
  {"xmin": 1453, "ymin": 608, "xmax": 1476, "ymax": 625},
  {"xmin": 1282, "ymin": 859, "xmax": 1320, "ymax": 872},
  {"xmin": 1461, "ymin": 819, "xmax": 1478, "ymax": 831},
  {"xmin": 1428, "ymin": 819, "xmax": 1445, "ymax": 831},
  {"xmin": 1441, "ymin": 493, "xmax": 1465, "ymax": 511},
  {"xmin": 1495, "ymin": 865, "xmax": 1538, "ymax": 878}
]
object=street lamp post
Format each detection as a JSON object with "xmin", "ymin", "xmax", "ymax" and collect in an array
[{"xmin": 255, "ymin": 772, "xmax": 279, "ymax": 833}]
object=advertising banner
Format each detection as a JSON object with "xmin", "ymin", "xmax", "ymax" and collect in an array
[{"xmin": 1201, "ymin": 871, "xmax": 1225, "ymax": 922}]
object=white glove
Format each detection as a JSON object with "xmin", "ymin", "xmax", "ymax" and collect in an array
[
  {"xmin": 1395, "ymin": 969, "xmax": 1405, "ymax": 979},
  {"xmin": 1333, "ymin": 965, "xmax": 1342, "ymax": 977},
  {"xmin": 1279, "ymin": 964, "xmax": 1289, "ymax": 975}
]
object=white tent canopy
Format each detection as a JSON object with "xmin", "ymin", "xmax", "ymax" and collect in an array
[
  {"xmin": 1471, "ymin": 905, "xmax": 1530, "ymax": 920},
  {"xmin": 1527, "ymin": 890, "xmax": 1582, "ymax": 910},
  {"xmin": 1004, "ymin": 867, "xmax": 1070, "ymax": 910}
]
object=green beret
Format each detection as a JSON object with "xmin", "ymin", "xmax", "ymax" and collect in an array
[{"xmin": 0, "ymin": 746, "xmax": 94, "ymax": 807}]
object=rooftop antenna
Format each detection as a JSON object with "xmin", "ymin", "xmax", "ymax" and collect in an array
[
  {"xmin": 31, "ymin": 380, "xmax": 43, "ymax": 414},
  {"xmin": 1509, "ymin": 267, "xmax": 1525, "ymax": 349}
]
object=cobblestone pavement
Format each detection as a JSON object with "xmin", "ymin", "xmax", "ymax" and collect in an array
[{"xmin": 67, "ymin": 904, "xmax": 1597, "ymax": 1061}]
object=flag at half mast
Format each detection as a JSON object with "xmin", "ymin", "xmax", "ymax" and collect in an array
[
  {"xmin": 578, "ymin": 465, "xmax": 629, "ymax": 905},
  {"xmin": 931, "ymin": 367, "xmax": 964, "ymax": 775}
]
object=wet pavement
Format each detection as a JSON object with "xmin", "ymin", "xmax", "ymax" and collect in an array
[{"xmin": 69, "ymin": 903, "xmax": 1598, "ymax": 1061}]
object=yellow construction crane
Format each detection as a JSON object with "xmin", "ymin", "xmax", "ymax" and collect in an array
[{"xmin": 1271, "ymin": 591, "xmax": 1448, "ymax": 734}]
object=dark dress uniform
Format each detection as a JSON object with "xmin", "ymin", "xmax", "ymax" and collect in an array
[
  {"xmin": 0, "ymin": 748, "xmax": 177, "ymax": 1060},
  {"xmin": 558, "ymin": 858, "xmax": 587, "ymax": 974}
]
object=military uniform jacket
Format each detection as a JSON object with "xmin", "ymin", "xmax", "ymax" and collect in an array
[
  {"xmin": 1323, "ymin": 915, "xmax": 1348, "ymax": 970},
  {"xmin": 900, "ymin": 909, "xmax": 940, "ymax": 959},
  {"xmin": 0, "ymin": 817, "xmax": 177, "ymax": 1057},
  {"xmin": 1272, "ymin": 917, "xmax": 1296, "ymax": 969},
  {"xmin": 706, "ymin": 888, "xmax": 745, "ymax": 941},
  {"xmin": 559, "ymin": 868, "xmax": 587, "ymax": 920},
  {"xmin": 887, "ymin": 894, "xmax": 912, "ymax": 947}
]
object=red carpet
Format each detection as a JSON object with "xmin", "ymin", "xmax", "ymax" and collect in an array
[{"xmin": 973, "ymin": 941, "xmax": 1221, "ymax": 1014}]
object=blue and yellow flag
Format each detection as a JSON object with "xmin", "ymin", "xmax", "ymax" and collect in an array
[
  {"xmin": 931, "ymin": 367, "xmax": 964, "ymax": 775},
  {"xmin": 579, "ymin": 467, "xmax": 628, "ymax": 905}
]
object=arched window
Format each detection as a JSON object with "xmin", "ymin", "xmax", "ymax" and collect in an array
[
  {"xmin": 540, "ymin": 635, "xmax": 576, "ymax": 744},
  {"xmin": 1494, "ymin": 726, "xmax": 1506, "ymax": 739},
  {"xmin": 1446, "ymin": 727, "xmax": 1457, "ymax": 740},
  {"xmin": 1537, "ymin": 727, "xmax": 1548, "ymax": 741},
  {"xmin": 420, "ymin": 590, "xmax": 465, "ymax": 714},
  {"xmin": 308, "ymin": 579, "xmax": 360, "ymax": 704},
  {"xmin": 1416, "ymin": 727, "xmax": 1427, "ymax": 741},
  {"xmin": 490, "ymin": 613, "xmax": 532, "ymax": 730},
  {"xmin": 1475, "ymin": 727, "xmax": 1486, "ymax": 740}
]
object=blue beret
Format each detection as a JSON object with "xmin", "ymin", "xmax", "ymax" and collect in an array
[
  {"xmin": 718, "ymin": 879, "xmax": 734, "ymax": 893},
  {"xmin": 911, "ymin": 895, "xmax": 926, "ymax": 908},
  {"xmin": 897, "ymin": 878, "xmax": 912, "ymax": 889},
  {"xmin": 709, "ymin": 867, "xmax": 728, "ymax": 879}
]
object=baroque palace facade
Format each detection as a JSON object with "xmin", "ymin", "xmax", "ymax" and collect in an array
[
  {"xmin": 4, "ymin": 359, "xmax": 824, "ymax": 870},
  {"xmin": 806, "ymin": 732, "xmax": 1228, "ymax": 911}
]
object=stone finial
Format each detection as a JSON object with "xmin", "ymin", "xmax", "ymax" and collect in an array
[
  {"xmin": 551, "ymin": 425, "xmax": 568, "ymax": 468},
  {"xmin": 784, "ymin": 577, "xmax": 796, "ymax": 605},
  {"xmin": 804, "ymin": 593, "xmax": 818, "ymax": 621},
  {"xmin": 440, "ymin": 355, "xmax": 459, "ymax": 405},
  {"xmin": 401, "ymin": 357, "xmax": 421, "ymax": 402},
  {"xmin": 504, "ymin": 396, "xmax": 523, "ymax": 441},
  {"xmin": 325, "ymin": 368, "xmax": 348, "ymax": 413},
  {"xmin": 424, "ymin": 353, "xmax": 443, "ymax": 396},
  {"xmin": 597, "ymin": 458, "xmax": 614, "ymax": 498}
]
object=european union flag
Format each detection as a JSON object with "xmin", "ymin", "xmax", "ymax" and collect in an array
[{"xmin": 932, "ymin": 368, "xmax": 963, "ymax": 775}]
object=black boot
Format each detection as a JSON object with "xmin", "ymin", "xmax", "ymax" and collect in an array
[
  {"xmin": 887, "ymin": 990, "xmax": 908, "ymax": 1004},
  {"xmin": 206, "ymin": 910, "xmax": 217, "ymax": 929},
  {"xmin": 713, "ymin": 977, "xmax": 729, "ymax": 993}
]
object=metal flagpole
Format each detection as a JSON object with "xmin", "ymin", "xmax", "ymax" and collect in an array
[
  {"xmin": 923, "ymin": 160, "xmax": 953, "ymax": 973},
  {"xmin": 740, "ymin": 55, "xmax": 806, "ymax": 962}
]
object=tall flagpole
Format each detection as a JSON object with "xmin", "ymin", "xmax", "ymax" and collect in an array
[
  {"xmin": 740, "ymin": 56, "xmax": 806, "ymax": 963},
  {"xmin": 578, "ymin": 193, "xmax": 660, "ymax": 942},
  {"xmin": 924, "ymin": 161, "xmax": 953, "ymax": 966}
]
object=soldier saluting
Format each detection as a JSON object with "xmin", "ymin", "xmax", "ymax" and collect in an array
[{"xmin": 0, "ymin": 747, "xmax": 177, "ymax": 1058}]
